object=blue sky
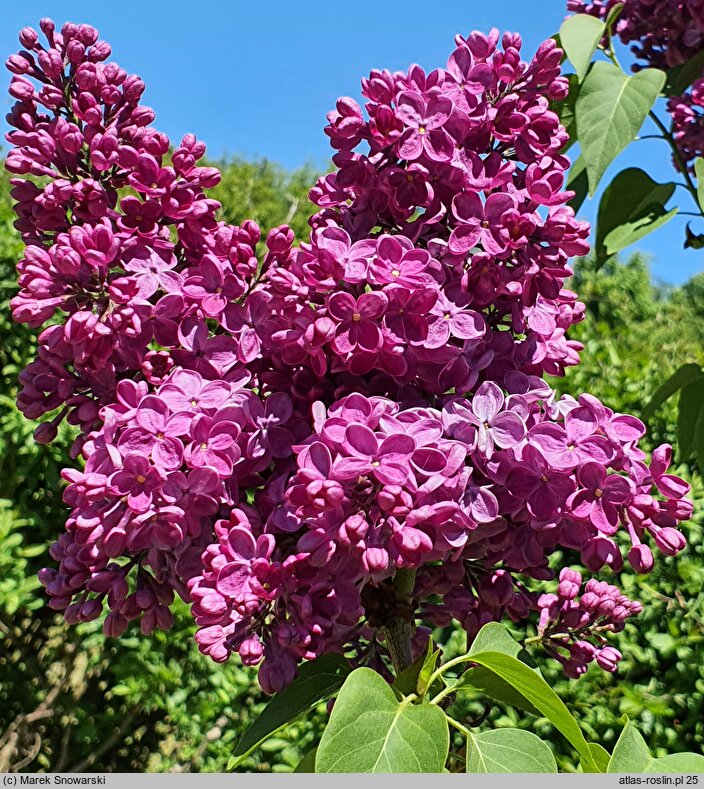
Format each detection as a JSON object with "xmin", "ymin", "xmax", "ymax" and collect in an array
[{"xmin": 2, "ymin": 0, "xmax": 703, "ymax": 285}]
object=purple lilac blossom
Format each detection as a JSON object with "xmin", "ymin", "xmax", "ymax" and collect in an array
[{"xmin": 7, "ymin": 18, "xmax": 692, "ymax": 692}]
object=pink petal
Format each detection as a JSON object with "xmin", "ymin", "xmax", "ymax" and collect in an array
[
  {"xmin": 565, "ymin": 407, "xmax": 598, "ymax": 442},
  {"xmin": 490, "ymin": 411, "xmax": 525, "ymax": 448},
  {"xmin": 358, "ymin": 291, "xmax": 389, "ymax": 320},
  {"xmin": 374, "ymin": 462, "xmax": 409, "ymax": 485},
  {"xmin": 345, "ymin": 423, "xmax": 378, "ymax": 457},
  {"xmin": 135, "ymin": 395, "xmax": 169, "ymax": 433},
  {"xmin": 450, "ymin": 310, "xmax": 485, "ymax": 339},
  {"xmin": 591, "ymin": 499, "xmax": 619, "ymax": 535},
  {"xmin": 396, "ymin": 92, "xmax": 425, "ymax": 126},
  {"xmin": 165, "ymin": 411, "xmax": 194, "ymax": 436},
  {"xmin": 228, "ymin": 527, "xmax": 256, "ymax": 560},
  {"xmin": 577, "ymin": 461, "xmax": 606, "ymax": 492},
  {"xmin": 424, "ymin": 129, "xmax": 455, "ymax": 162},
  {"xmin": 424, "ymin": 318, "xmax": 451, "ymax": 349},
  {"xmin": 452, "ymin": 191, "xmax": 483, "ymax": 223},
  {"xmin": 327, "ymin": 291, "xmax": 356, "ymax": 321},
  {"xmin": 118, "ymin": 428, "xmax": 155, "ymax": 455},
  {"xmin": 397, "ymin": 129, "xmax": 424, "ymax": 160},
  {"xmin": 448, "ymin": 223, "xmax": 482, "ymax": 255},
  {"xmin": 656, "ymin": 473, "xmax": 690, "ymax": 499},
  {"xmin": 378, "ymin": 433, "xmax": 416, "ymax": 459},
  {"xmin": 217, "ymin": 564, "xmax": 250, "ymax": 598},
  {"xmin": 199, "ymin": 381, "xmax": 232, "ymax": 409},
  {"xmin": 333, "ymin": 456, "xmax": 372, "ymax": 480},
  {"xmin": 425, "ymin": 95, "xmax": 452, "ymax": 129},
  {"xmin": 472, "ymin": 381, "xmax": 504, "ymax": 422},
  {"xmin": 377, "ymin": 235, "xmax": 404, "ymax": 265},
  {"xmin": 152, "ymin": 436, "xmax": 184, "ymax": 470}
]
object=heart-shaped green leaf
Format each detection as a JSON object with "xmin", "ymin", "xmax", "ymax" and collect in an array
[
  {"xmin": 560, "ymin": 14, "xmax": 605, "ymax": 81},
  {"xmin": 595, "ymin": 167, "xmax": 677, "ymax": 265},
  {"xmin": 468, "ymin": 622, "xmax": 538, "ymax": 667},
  {"xmin": 576, "ymin": 62, "xmax": 666, "ymax": 194},
  {"xmin": 585, "ymin": 742, "xmax": 612, "ymax": 773},
  {"xmin": 555, "ymin": 74, "xmax": 580, "ymax": 153},
  {"xmin": 466, "ymin": 728, "xmax": 558, "ymax": 773},
  {"xmin": 316, "ymin": 668, "xmax": 449, "ymax": 773},
  {"xmin": 608, "ymin": 719, "xmax": 704, "ymax": 773}
]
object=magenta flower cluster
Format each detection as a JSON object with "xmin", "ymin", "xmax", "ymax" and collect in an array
[
  {"xmin": 566, "ymin": 0, "xmax": 704, "ymax": 172},
  {"xmin": 536, "ymin": 568, "xmax": 643, "ymax": 678},
  {"xmin": 6, "ymin": 19, "xmax": 692, "ymax": 692}
]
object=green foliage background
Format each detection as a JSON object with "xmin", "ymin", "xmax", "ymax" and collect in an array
[{"xmin": 0, "ymin": 161, "xmax": 702, "ymax": 772}]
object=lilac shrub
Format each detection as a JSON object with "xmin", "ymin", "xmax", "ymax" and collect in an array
[{"xmin": 5, "ymin": 19, "xmax": 692, "ymax": 693}]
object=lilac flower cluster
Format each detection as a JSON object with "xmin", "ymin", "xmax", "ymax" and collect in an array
[
  {"xmin": 7, "ymin": 19, "xmax": 692, "ymax": 692},
  {"xmin": 668, "ymin": 79, "xmax": 704, "ymax": 172},
  {"xmin": 566, "ymin": 0, "xmax": 704, "ymax": 171},
  {"xmin": 536, "ymin": 568, "xmax": 643, "ymax": 677}
]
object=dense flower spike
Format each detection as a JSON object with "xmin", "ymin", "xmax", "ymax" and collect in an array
[{"xmin": 7, "ymin": 18, "xmax": 692, "ymax": 691}]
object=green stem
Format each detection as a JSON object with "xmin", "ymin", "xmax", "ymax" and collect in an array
[
  {"xmin": 425, "ymin": 653, "xmax": 475, "ymax": 690},
  {"xmin": 430, "ymin": 684, "xmax": 459, "ymax": 706},
  {"xmin": 446, "ymin": 715, "xmax": 470, "ymax": 737},
  {"xmin": 393, "ymin": 567, "xmax": 416, "ymax": 601},
  {"xmin": 648, "ymin": 109, "xmax": 704, "ymax": 217},
  {"xmin": 600, "ymin": 42, "xmax": 626, "ymax": 74},
  {"xmin": 381, "ymin": 568, "xmax": 417, "ymax": 674}
]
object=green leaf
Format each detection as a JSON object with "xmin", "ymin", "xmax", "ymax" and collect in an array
[
  {"xmin": 567, "ymin": 155, "xmax": 589, "ymax": 213},
  {"xmin": 417, "ymin": 641, "xmax": 441, "ymax": 696},
  {"xmin": 643, "ymin": 363, "xmax": 703, "ymax": 419},
  {"xmin": 608, "ymin": 719, "xmax": 650, "ymax": 772},
  {"xmin": 559, "ymin": 15, "xmax": 605, "ymax": 81},
  {"xmin": 454, "ymin": 666, "xmax": 541, "ymax": 716},
  {"xmin": 608, "ymin": 719, "xmax": 704, "ymax": 773},
  {"xmin": 469, "ymin": 622, "xmax": 538, "ymax": 669},
  {"xmin": 393, "ymin": 637, "xmax": 439, "ymax": 698},
  {"xmin": 648, "ymin": 753, "xmax": 704, "ymax": 773},
  {"xmin": 560, "ymin": 74, "xmax": 579, "ymax": 140},
  {"xmin": 557, "ymin": 74, "xmax": 581, "ymax": 152},
  {"xmin": 595, "ymin": 168, "xmax": 677, "ymax": 266},
  {"xmin": 315, "ymin": 668, "xmax": 449, "ymax": 773},
  {"xmin": 466, "ymin": 729, "xmax": 558, "ymax": 773},
  {"xmin": 586, "ymin": 742, "xmax": 612, "ymax": 773},
  {"xmin": 576, "ymin": 62, "xmax": 666, "ymax": 194},
  {"xmin": 464, "ymin": 651, "xmax": 598, "ymax": 771},
  {"xmin": 604, "ymin": 2, "xmax": 625, "ymax": 31},
  {"xmin": 454, "ymin": 623, "xmax": 543, "ymax": 715},
  {"xmin": 228, "ymin": 653, "xmax": 351, "ymax": 770},
  {"xmin": 293, "ymin": 748, "xmax": 317, "ymax": 773},
  {"xmin": 694, "ymin": 392, "xmax": 704, "ymax": 475},
  {"xmin": 665, "ymin": 50, "xmax": 704, "ymax": 96},
  {"xmin": 677, "ymin": 378, "xmax": 704, "ymax": 460},
  {"xmin": 393, "ymin": 644, "xmax": 429, "ymax": 697},
  {"xmin": 695, "ymin": 158, "xmax": 704, "ymax": 212}
]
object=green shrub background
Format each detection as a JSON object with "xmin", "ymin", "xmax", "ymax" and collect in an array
[{"xmin": 0, "ymin": 162, "xmax": 702, "ymax": 772}]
